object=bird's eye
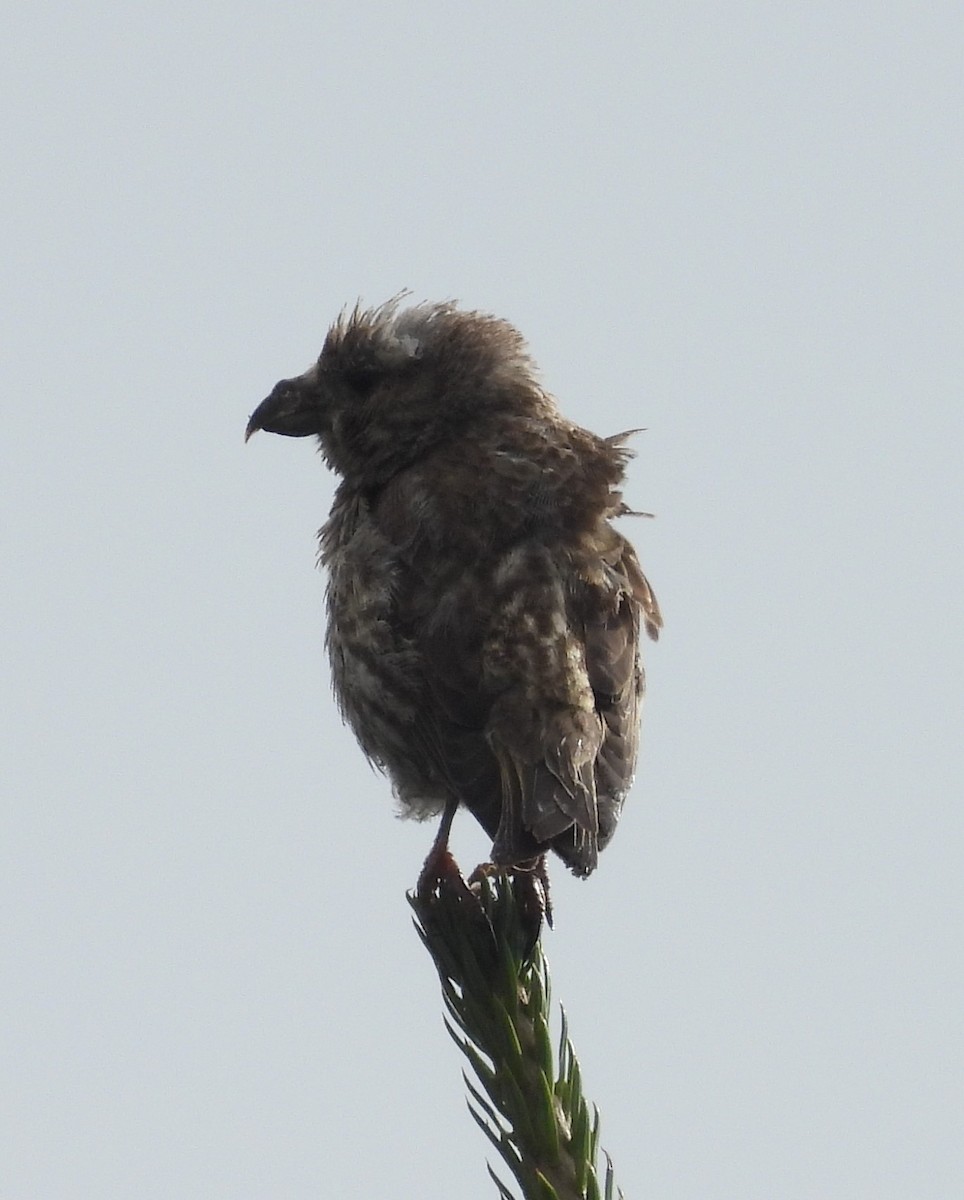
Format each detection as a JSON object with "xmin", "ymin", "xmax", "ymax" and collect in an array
[
  {"xmin": 343, "ymin": 365, "xmax": 381, "ymax": 396},
  {"xmin": 272, "ymin": 380, "xmax": 299, "ymax": 402}
]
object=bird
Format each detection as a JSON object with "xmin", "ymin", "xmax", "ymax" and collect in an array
[{"xmin": 246, "ymin": 297, "xmax": 661, "ymax": 883}]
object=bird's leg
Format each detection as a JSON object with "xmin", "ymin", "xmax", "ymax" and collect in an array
[
  {"xmin": 416, "ymin": 800, "xmax": 550, "ymax": 962},
  {"xmin": 431, "ymin": 793, "xmax": 459, "ymax": 858},
  {"xmin": 532, "ymin": 853, "xmax": 553, "ymax": 930},
  {"xmin": 508, "ymin": 855, "xmax": 553, "ymax": 959},
  {"xmin": 467, "ymin": 853, "xmax": 552, "ymax": 960},
  {"xmin": 416, "ymin": 795, "xmax": 463, "ymax": 901}
]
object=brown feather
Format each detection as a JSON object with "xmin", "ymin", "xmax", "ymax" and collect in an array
[{"xmin": 247, "ymin": 299, "xmax": 660, "ymax": 877}]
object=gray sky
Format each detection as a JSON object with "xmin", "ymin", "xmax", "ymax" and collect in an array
[{"xmin": 3, "ymin": 3, "xmax": 962, "ymax": 1197}]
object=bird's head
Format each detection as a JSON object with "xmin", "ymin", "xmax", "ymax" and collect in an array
[{"xmin": 245, "ymin": 297, "xmax": 551, "ymax": 486}]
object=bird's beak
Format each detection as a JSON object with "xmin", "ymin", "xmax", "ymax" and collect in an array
[
  {"xmin": 244, "ymin": 380, "xmax": 318, "ymax": 443},
  {"xmin": 244, "ymin": 412, "xmax": 261, "ymax": 443}
]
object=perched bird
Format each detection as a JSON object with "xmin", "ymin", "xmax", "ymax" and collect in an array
[{"xmin": 246, "ymin": 298, "xmax": 661, "ymax": 880}]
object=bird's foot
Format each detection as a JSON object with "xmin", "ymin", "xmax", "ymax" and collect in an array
[{"xmin": 468, "ymin": 855, "xmax": 552, "ymax": 960}]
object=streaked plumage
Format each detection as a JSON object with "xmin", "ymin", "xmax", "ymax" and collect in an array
[{"xmin": 246, "ymin": 298, "xmax": 660, "ymax": 876}]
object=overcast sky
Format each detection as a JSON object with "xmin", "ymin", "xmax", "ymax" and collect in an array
[{"xmin": 3, "ymin": 4, "xmax": 962, "ymax": 1197}]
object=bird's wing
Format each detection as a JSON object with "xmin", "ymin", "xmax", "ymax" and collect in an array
[
  {"xmin": 487, "ymin": 532, "xmax": 659, "ymax": 875},
  {"xmin": 367, "ymin": 457, "xmax": 660, "ymax": 877},
  {"xmin": 589, "ymin": 533, "xmax": 661, "ymax": 827}
]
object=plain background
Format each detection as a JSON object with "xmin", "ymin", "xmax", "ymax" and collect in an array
[{"xmin": 3, "ymin": 4, "xmax": 962, "ymax": 1197}]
